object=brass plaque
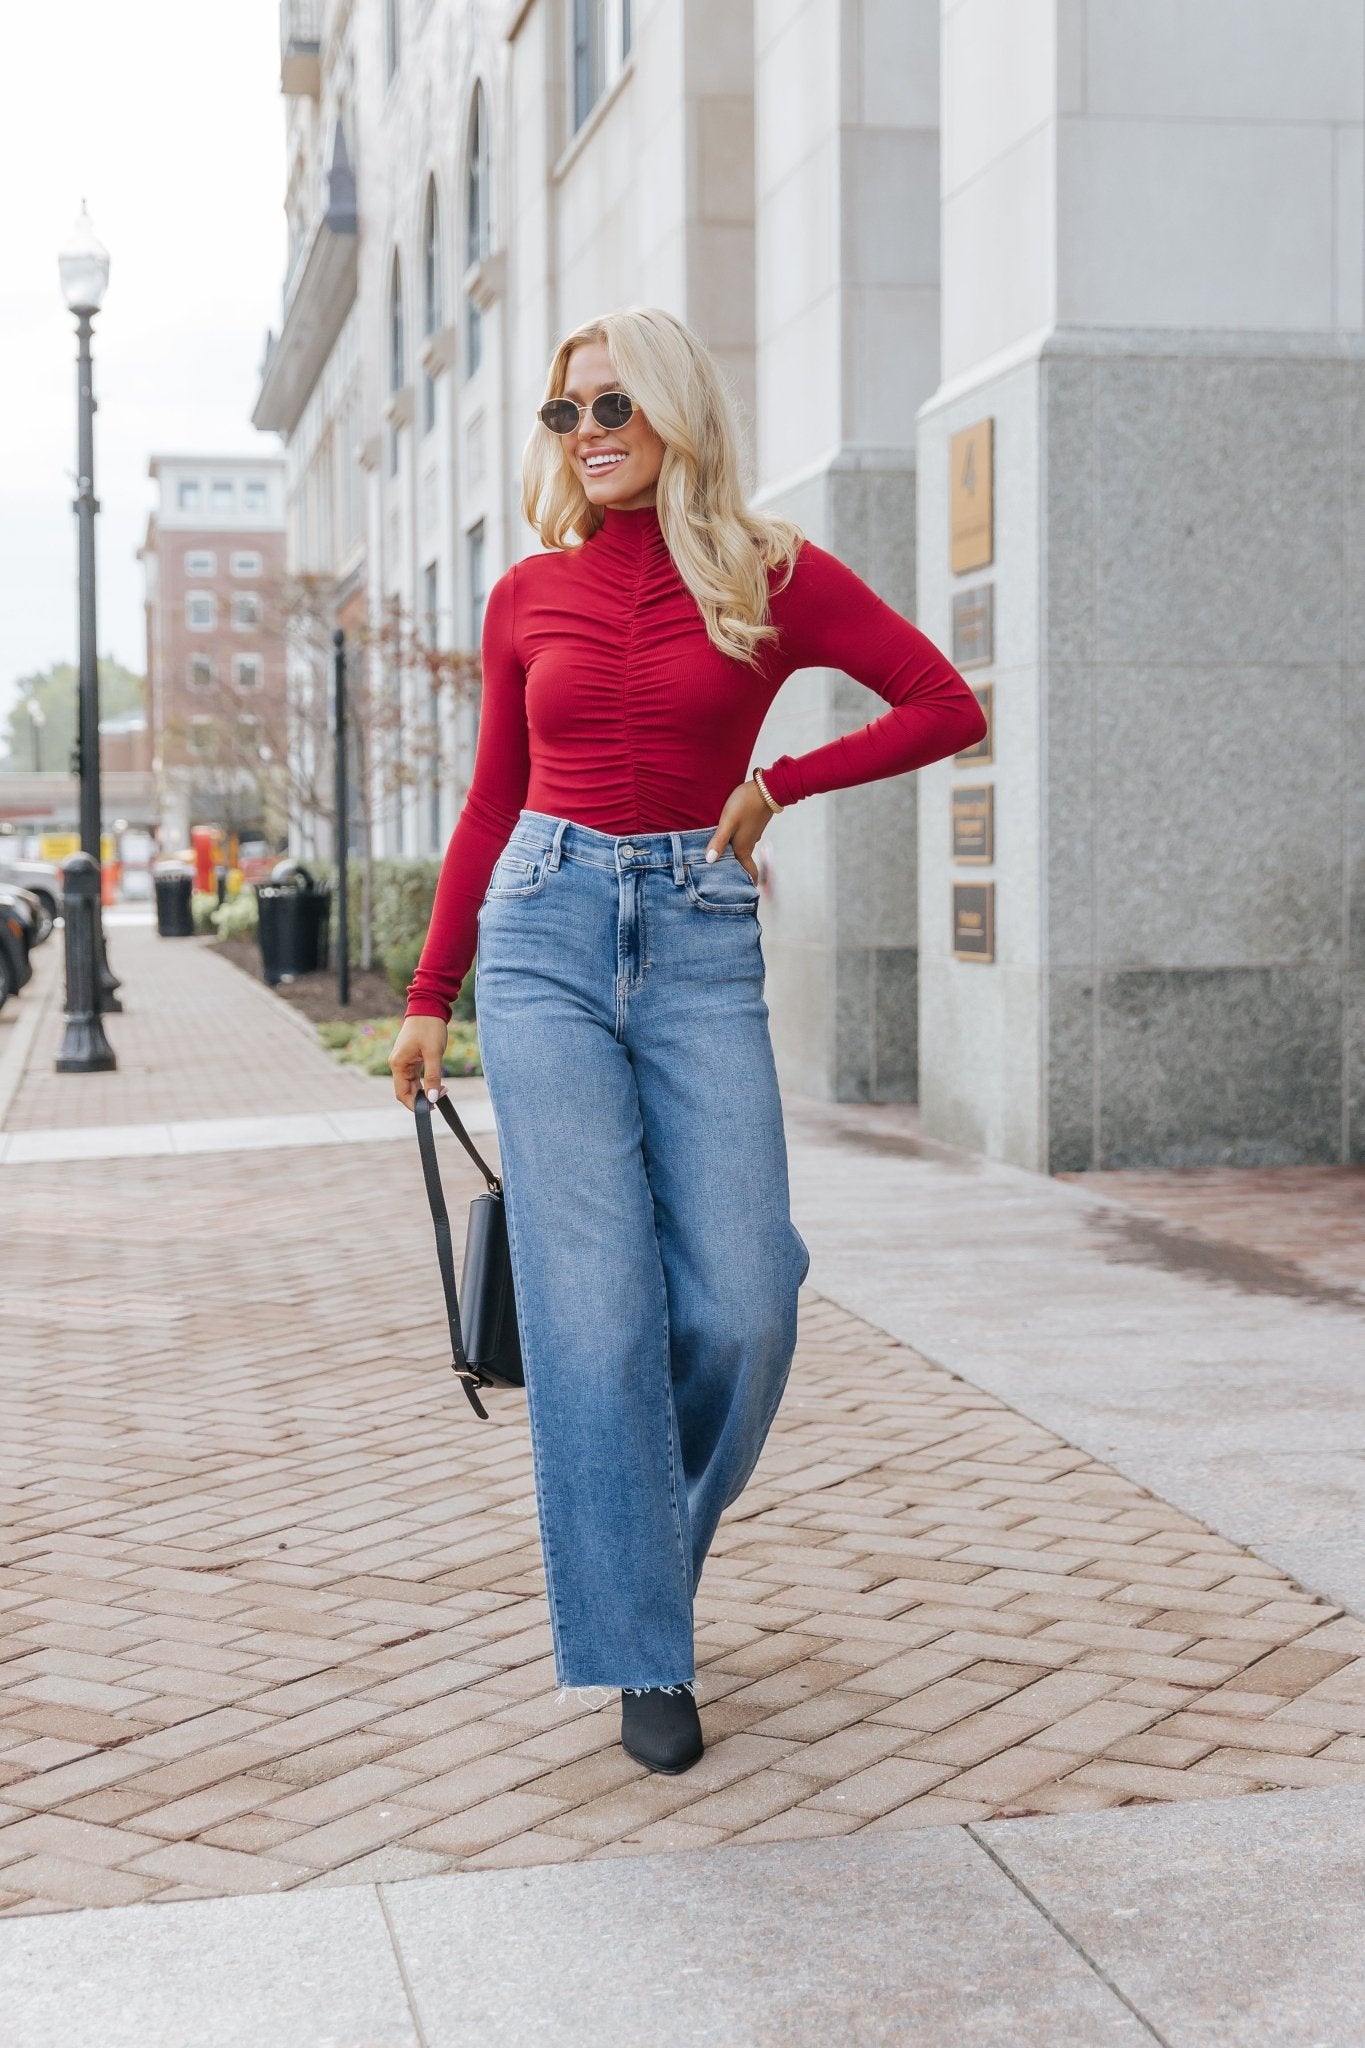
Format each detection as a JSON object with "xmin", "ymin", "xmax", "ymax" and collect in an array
[
  {"xmin": 953, "ymin": 883, "xmax": 995, "ymax": 962},
  {"xmin": 951, "ymin": 583, "xmax": 994, "ymax": 669},
  {"xmin": 955, "ymin": 685, "xmax": 993, "ymax": 765},
  {"xmin": 950, "ymin": 419, "xmax": 994, "ymax": 575},
  {"xmin": 951, "ymin": 784, "xmax": 994, "ymax": 864}
]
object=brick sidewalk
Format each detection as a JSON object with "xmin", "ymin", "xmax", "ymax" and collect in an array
[
  {"xmin": 3, "ymin": 920, "xmax": 382, "ymax": 1133},
  {"xmin": 3, "ymin": 1139, "xmax": 1364, "ymax": 1916}
]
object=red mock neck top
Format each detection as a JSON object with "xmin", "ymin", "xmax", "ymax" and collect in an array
[{"xmin": 405, "ymin": 504, "xmax": 985, "ymax": 1020}]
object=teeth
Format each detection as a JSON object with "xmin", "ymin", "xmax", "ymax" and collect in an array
[{"xmin": 586, "ymin": 454, "xmax": 625, "ymax": 470}]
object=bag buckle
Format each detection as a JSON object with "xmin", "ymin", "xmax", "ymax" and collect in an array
[{"xmin": 449, "ymin": 1361, "xmax": 490, "ymax": 1420}]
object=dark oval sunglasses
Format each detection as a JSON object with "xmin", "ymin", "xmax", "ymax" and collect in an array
[{"xmin": 538, "ymin": 391, "xmax": 635, "ymax": 436}]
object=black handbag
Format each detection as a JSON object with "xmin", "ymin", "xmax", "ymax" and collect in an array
[{"xmin": 414, "ymin": 1090, "xmax": 523, "ymax": 1421}]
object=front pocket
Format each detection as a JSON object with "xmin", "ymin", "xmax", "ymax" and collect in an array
[
  {"xmin": 683, "ymin": 858, "xmax": 761, "ymax": 915},
  {"xmin": 485, "ymin": 852, "xmax": 544, "ymax": 899}
]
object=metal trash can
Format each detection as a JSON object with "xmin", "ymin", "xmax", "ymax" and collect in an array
[
  {"xmin": 255, "ymin": 861, "xmax": 331, "ymax": 986},
  {"xmin": 153, "ymin": 865, "xmax": 195, "ymax": 939}
]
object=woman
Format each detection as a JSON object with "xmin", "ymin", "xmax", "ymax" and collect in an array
[{"xmin": 390, "ymin": 307, "xmax": 986, "ymax": 1776}]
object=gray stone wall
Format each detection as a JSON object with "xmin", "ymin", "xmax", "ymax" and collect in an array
[
  {"xmin": 1045, "ymin": 330, "xmax": 1365, "ymax": 1168},
  {"xmin": 918, "ymin": 327, "xmax": 1365, "ymax": 1170}
]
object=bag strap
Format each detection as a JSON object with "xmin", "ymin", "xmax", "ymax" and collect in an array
[{"xmin": 413, "ymin": 1090, "xmax": 501, "ymax": 1421}]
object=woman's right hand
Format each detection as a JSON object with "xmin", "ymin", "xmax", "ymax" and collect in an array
[{"xmin": 389, "ymin": 1015, "xmax": 449, "ymax": 1111}]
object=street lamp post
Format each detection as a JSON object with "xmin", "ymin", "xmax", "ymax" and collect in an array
[
  {"xmin": 334, "ymin": 628, "xmax": 350, "ymax": 1009},
  {"xmin": 58, "ymin": 202, "xmax": 121, "ymax": 1017},
  {"xmin": 24, "ymin": 698, "xmax": 46, "ymax": 774}
]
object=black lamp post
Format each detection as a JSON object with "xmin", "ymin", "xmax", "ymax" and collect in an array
[
  {"xmin": 24, "ymin": 698, "xmax": 45, "ymax": 774},
  {"xmin": 58, "ymin": 202, "xmax": 121, "ymax": 1016}
]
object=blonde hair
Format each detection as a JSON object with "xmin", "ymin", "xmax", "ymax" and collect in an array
[{"xmin": 521, "ymin": 307, "xmax": 803, "ymax": 664}]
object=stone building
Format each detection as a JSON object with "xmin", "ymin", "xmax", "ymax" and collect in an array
[
  {"xmin": 255, "ymin": 0, "xmax": 1365, "ymax": 1168},
  {"xmin": 139, "ymin": 456, "xmax": 288, "ymax": 849}
]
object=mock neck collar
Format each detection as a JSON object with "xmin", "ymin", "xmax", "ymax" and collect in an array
[{"xmin": 594, "ymin": 502, "xmax": 666, "ymax": 548}]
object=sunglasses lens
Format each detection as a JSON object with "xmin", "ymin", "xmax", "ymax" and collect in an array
[
  {"xmin": 539, "ymin": 400, "xmax": 580, "ymax": 435},
  {"xmin": 592, "ymin": 392, "xmax": 633, "ymax": 430}
]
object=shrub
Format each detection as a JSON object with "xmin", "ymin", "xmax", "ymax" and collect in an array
[
  {"xmin": 311, "ymin": 856, "xmax": 477, "ymax": 1017},
  {"xmin": 212, "ymin": 892, "xmax": 259, "ymax": 941},
  {"xmin": 318, "ymin": 1014, "xmax": 482, "ymax": 1079},
  {"xmin": 191, "ymin": 891, "xmax": 219, "ymax": 935},
  {"xmin": 383, "ymin": 935, "xmax": 424, "ymax": 1004}
]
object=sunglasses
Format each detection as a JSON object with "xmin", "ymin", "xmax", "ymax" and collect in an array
[{"xmin": 537, "ymin": 391, "xmax": 635, "ymax": 435}]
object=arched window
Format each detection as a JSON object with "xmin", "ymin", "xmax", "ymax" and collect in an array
[
  {"xmin": 464, "ymin": 86, "xmax": 490, "ymax": 378},
  {"xmin": 387, "ymin": 253, "xmax": 405, "ymax": 475},
  {"xmin": 421, "ymin": 181, "xmax": 442, "ymax": 434},
  {"xmin": 388, "ymin": 253, "xmax": 405, "ymax": 393}
]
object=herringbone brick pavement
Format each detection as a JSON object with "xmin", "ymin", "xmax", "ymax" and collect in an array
[
  {"xmin": 2, "ymin": 1140, "xmax": 1364, "ymax": 1915},
  {"xmin": 4, "ymin": 920, "xmax": 379, "ymax": 1132}
]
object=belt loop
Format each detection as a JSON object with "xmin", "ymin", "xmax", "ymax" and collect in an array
[
  {"xmin": 670, "ymin": 831, "xmax": 685, "ymax": 886},
  {"xmin": 549, "ymin": 818, "xmax": 569, "ymax": 870}
]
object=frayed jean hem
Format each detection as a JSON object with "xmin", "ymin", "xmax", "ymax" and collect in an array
[{"xmin": 556, "ymin": 1679, "xmax": 698, "ymax": 1713}]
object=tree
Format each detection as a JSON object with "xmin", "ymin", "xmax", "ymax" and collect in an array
[
  {"xmin": 1, "ymin": 659, "xmax": 145, "ymax": 771},
  {"xmin": 169, "ymin": 574, "xmax": 481, "ymax": 969}
]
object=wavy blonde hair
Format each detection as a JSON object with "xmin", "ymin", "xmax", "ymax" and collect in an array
[{"xmin": 521, "ymin": 307, "xmax": 803, "ymax": 664}]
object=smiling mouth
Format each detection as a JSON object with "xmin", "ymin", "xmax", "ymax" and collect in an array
[{"xmin": 583, "ymin": 452, "xmax": 628, "ymax": 474}]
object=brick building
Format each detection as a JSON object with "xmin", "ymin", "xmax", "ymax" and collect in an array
[{"xmin": 139, "ymin": 455, "xmax": 287, "ymax": 849}]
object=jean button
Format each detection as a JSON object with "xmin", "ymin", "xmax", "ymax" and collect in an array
[{"xmin": 619, "ymin": 844, "xmax": 635, "ymax": 859}]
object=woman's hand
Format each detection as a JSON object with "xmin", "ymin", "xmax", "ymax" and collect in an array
[
  {"xmin": 705, "ymin": 778, "xmax": 775, "ymax": 882},
  {"xmin": 389, "ymin": 1015, "xmax": 449, "ymax": 1111}
]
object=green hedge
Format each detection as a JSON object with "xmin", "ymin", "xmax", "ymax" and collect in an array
[{"xmin": 310, "ymin": 858, "xmax": 476, "ymax": 1017}]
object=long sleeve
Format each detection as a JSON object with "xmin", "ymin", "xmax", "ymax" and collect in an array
[
  {"xmin": 758, "ymin": 543, "xmax": 986, "ymax": 807},
  {"xmin": 405, "ymin": 565, "xmax": 531, "ymax": 1022}
]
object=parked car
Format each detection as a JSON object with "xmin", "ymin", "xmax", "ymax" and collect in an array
[
  {"xmin": 0, "ymin": 855, "xmax": 61, "ymax": 925},
  {"xmin": 0, "ymin": 884, "xmax": 53, "ymax": 948},
  {"xmin": 0, "ymin": 890, "xmax": 36, "ymax": 1009}
]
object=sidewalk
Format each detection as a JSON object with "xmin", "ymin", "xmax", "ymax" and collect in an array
[
  {"xmin": 2, "ymin": 923, "xmax": 1364, "ymax": 2040},
  {"xmin": 2, "ymin": 914, "xmax": 389, "ymax": 1133}
]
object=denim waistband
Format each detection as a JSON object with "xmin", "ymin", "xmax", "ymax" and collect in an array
[{"xmin": 506, "ymin": 808, "xmax": 734, "ymax": 875}]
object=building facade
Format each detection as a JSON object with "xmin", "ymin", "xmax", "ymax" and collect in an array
[
  {"xmin": 140, "ymin": 456, "xmax": 288, "ymax": 849},
  {"xmin": 255, "ymin": 0, "xmax": 1365, "ymax": 1168}
]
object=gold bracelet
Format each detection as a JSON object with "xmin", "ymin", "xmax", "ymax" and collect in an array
[{"xmin": 752, "ymin": 767, "xmax": 785, "ymax": 814}]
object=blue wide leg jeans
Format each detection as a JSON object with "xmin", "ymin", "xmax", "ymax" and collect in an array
[{"xmin": 473, "ymin": 809, "xmax": 811, "ymax": 1691}]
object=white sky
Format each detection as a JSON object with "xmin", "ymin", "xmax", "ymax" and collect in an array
[{"xmin": 0, "ymin": 0, "xmax": 287, "ymax": 727}]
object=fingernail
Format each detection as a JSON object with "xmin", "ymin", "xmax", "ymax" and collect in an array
[
  {"xmin": 427, "ymin": 1087, "xmax": 441, "ymax": 1101},
  {"xmin": 705, "ymin": 849, "xmax": 718, "ymax": 863}
]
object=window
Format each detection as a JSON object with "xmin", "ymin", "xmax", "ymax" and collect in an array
[
  {"xmin": 233, "ymin": 655, "xmax": 263, "ymax": 690},
  {"xmin": 424, "ymin": 562, "xmax": 442, "ymax": 844},
  {"xmin": 244, "ymin": 479, "xmax": 268, "ymax": 513},
  {"xmin": 389, "ymin": 255, "xmax": 406, "ymax": 391},
  {"xmin": 188, "ymin": 655, "xmax": 215, "ymax": 691},
  {"xmin": 423, "ymin": 561, "xmax": 439, "ymax": 645},
  {"xmin": 574, "ymin": 0, "xmax": 606, "ymax": 126},
  {"xmin": 388, "ymin": 253, "xmax": 405, "ymax": 476},
  {"xmin": 186, "ymin": 592, "xmax": 216, "ymax": 631},
  {"xmin": 184, "ymin": 549, "xmax": 216, "ymax": 576},
  {"xmin": 231, "ymin": 550, "xmax": 262, "ymax": 577},
  {"xmin": 465, "ymin": 87, "xmax": 490, "ymax": 377},
  {"xmin": 421, "ymin": 181, "xmax": 442, "ymax": 434},
  {"xmin": 178, "ymin": 480, "xmax": 201, "ymax": 511},
  {"xmin": 231, "ymin": 594, "xmax": 262, "ymax": 630},
  {"xmin": 467, "ymin": 522, "xmax": 487, "ymax": 647},
  {"xmin": 210, "ymin": 480, "xmax": 235, "ymax": 512},
  {"xmin": 189, "ymin": 716, "xmax": 213, "ymax": 755},
  {"xmin": 572, "ymin": 0, "xmax": 631, "ymax": 130},
  {"xmin": 384, "ymin": 0, "xmax": 400, "ymax": 82}
]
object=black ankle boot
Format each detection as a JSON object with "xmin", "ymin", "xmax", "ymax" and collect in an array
[{"xmin": 621, "ymin": 1687, "xmax": 704, "ymax": 1775}]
